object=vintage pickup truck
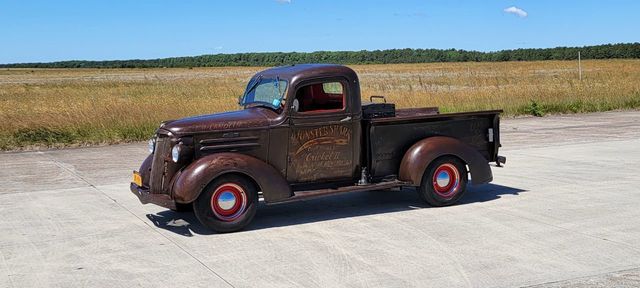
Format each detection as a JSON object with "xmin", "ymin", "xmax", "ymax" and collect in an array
[{"xmin": 131, "ymin": 64, "xmax": 505, "ymax": 232}]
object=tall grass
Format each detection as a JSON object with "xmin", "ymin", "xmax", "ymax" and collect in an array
[{"xmin": 1, "ymin": 60, "xmax": 639, "ymax": 150}]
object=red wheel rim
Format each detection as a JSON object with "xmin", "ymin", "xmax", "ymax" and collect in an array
[
  {"xmin": 210, "ymin": 183, "xmax": 247, "ymax": 222},
  {"xmin": 432, "ymin": 163, "xmax": 461, "ymax": 200}
]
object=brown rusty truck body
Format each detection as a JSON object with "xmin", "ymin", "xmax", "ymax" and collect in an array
[{"xmin": 130, "ymin": 64, "xmax": 506, "ymax": 232}]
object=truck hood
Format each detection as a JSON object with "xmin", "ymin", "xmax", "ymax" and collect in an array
[{"xmin": 160, "ymin": 107, "xmax": 278, "ymax": 136}]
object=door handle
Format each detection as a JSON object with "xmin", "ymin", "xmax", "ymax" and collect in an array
[{"xmin": 340, "ymin": 116, "xmax": 352, "ymax": 122}]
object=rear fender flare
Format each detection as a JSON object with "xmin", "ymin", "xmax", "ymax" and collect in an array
[
  {"xmin": 172, "ymin": 152, "xmax": 292, "ymax": 204},
  {"xmin": 398, "ymin": 136, "xmax": 492, "ymax": 186}
]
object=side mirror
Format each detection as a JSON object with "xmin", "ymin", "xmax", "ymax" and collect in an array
[{"xmin": 291, "ymin": 99, "xmax": 300, "ymax": 113}]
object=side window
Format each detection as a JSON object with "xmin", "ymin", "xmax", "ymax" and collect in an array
[
  {"xmin": 322, "ymin": 82, "xmax": 343, "ymax": 94},
  {"xmin": 294, "ymin": 81, "xmax": 345, "ymax": 113}
]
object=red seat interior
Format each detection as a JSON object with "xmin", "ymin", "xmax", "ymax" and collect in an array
[{"xmin": 296, "ymin": 83, "xmax": 344, "ymax": 112}]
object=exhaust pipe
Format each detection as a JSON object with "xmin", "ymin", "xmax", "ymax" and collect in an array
[{"xmin": 496, "ymin": 155, "xmax": 507, "ymax": 167}]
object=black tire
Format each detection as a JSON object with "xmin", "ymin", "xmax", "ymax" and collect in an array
[
  {"xmin": 171, "ymin": 203, "xmax": 193, "ymax": 212},
  {"xmin": 418, "ymin": 156, "xmax": 468, "ymax": 207},
  {"xmin": 193, "ymin": 174, "xmax": 258, "ymax": 233}
]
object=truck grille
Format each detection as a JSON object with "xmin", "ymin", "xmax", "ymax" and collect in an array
[{"xmin": 149, "ymin": 136, "xmax": 171, "ymax": 194}]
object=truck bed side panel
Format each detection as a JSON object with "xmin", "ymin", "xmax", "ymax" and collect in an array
[{"xmin": 367, "ymin": 112, "xmax": 500, "ymax": 178}]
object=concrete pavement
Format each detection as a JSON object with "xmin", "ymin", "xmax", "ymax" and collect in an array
[{"xmin": 1, "ymin": 111, "xmax": 640, "ymax": 287}]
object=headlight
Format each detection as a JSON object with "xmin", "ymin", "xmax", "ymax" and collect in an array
[
  {"xmin": 148, "ymin": 138, "xmax": 155, "ymax": 153},
  {"xmin": 171, "ymin": 145, "xmax": 181, "ymax": 163}
]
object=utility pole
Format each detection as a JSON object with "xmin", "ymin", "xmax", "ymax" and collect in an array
[{"xmin": 578, "ymin": 51, "xmax": 582, "ymax": 81}]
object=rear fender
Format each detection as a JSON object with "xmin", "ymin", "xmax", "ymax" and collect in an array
[
  {"xmin": 172, "ymin": 152, "xmax": 292, "ymax": 204},
  {"xmin": 398, "ymin": 136, "xmax": 492, "ymax": 186}
]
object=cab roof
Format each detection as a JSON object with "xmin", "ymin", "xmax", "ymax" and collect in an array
[{"xmin": 254, "ymin": 64, "xmax": 358, "ymax": 87}]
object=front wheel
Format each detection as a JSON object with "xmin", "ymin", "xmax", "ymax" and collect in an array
[
  {"xmin": 193, "ymin": 175, "xmax": 258, "ymax": 233},
  {"xmin": 418, "ymin": 156, "xmax": 468, "ymax": 207}
]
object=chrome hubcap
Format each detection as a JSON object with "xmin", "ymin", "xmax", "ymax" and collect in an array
[
  {"xmin": 432, "ymin": 163, "xmax": 461, "ymax": 200},
  {"xmin": 210, "ymin": 183, "xmax": 247, "ymax": 222},
  {"xmin": 435, "ymin": 171, "xmax": 451, "ymax": 188},
  {"xmin": 217, "ymin": 191, "xmax": 237, "ymax": 210}
]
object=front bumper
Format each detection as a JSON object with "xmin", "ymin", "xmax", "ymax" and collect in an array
[{"xmin": 130, "ymin": 183, "xmax": 176, "ymax": 210}]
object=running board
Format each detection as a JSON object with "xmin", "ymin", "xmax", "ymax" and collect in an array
[{"xmin": 269, "ymin": 180, "xmax": 410, "ymax": 204}]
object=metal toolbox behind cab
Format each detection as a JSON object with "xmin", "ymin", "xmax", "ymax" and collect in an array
[{"xmin": 362, "ymin": 96, "xmax": 395, "ymax": 119}]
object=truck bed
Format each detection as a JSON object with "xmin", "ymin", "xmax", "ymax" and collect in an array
[
  {"xmin": 392, "ymin": 107, "xmax": 440, "ymax": 119},
  {"xmin": 364, "ymin": 109, "xmax": 502, "ymax": 179}
]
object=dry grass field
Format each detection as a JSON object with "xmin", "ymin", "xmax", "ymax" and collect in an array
[{"xmin": 1, "ymin": 60, "xmax": 639, "ymax": 150}]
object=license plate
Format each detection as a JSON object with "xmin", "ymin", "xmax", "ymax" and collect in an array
[{"xmin": 132, "ymin": 171, "xmax": 142, "ymax": 187}]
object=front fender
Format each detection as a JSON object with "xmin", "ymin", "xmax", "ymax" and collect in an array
[
  {"xmin": 139, "ymin": 154, "xmax": 153, "ymax": 188},
  {"xmin": 398, "ymin": 136, "xmax": 493, "ymax": 186},
  {"xmin": 172, "ymin": 152, "xmax": 292, "ymax": 204}
]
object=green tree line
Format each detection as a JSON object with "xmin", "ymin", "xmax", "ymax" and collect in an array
[{"xmin": 2, "ymin": 43, "xmax": 639, "ymax": 68}]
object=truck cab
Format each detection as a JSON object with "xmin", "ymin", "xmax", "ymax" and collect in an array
[{"xmin": 131, "ymin": 64, "xmax": 505, "ymax": 232}]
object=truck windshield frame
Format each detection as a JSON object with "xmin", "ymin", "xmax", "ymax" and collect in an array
[{"xmin": 241, "ymin": 77, "xmax": 288, "ymax": 111}]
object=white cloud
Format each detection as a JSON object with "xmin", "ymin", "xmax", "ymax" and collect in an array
[
  {"xmin": 504, "ymin": 6, "xmax": 528, "ymax": 18},
  {"xmin": 275, "ymin": 0, "xmax": 291, "ymax": 4}
]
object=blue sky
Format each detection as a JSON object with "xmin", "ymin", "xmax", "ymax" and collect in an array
[{"xmin": 1, "ymin": 0, "xmax": 638, "ymax": 64}]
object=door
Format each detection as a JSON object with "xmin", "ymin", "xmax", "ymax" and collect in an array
[{"xmin": 286, "ymin": 79, "xmax": 356, "ymax": 183}]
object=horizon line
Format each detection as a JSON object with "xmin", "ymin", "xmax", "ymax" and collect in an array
[{"xmin": 2, "ymin": 42, "xmax": 638, "ymax": 66}]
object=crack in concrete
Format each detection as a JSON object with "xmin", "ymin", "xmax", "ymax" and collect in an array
[
  {"xmin": 0, "ymin": 249, "xmax": 17, "ymax": 288},
  {"xmin": 480, "ymin": 204, "xmax": 640, "ymax": 254},
  {"xmin": 522, "ymin": 266, "xmax": 640, "ymax": 288},
  {"xmin": 34, "ymin": 151, "xmax": 237, "ymax": 288}
]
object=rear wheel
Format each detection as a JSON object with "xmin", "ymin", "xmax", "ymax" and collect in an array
[
  {"xmin": 193, "ymin": 175, "xmax": 258, "ymax": 233},
  {"xmin": 418, "ymin": 156, "xmax": 468, "ymax": 207}
]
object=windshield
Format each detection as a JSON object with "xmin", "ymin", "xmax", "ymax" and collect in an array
[{"xmin": 240, "ymin": 77, "xmax": 288, "ymax": 110}]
